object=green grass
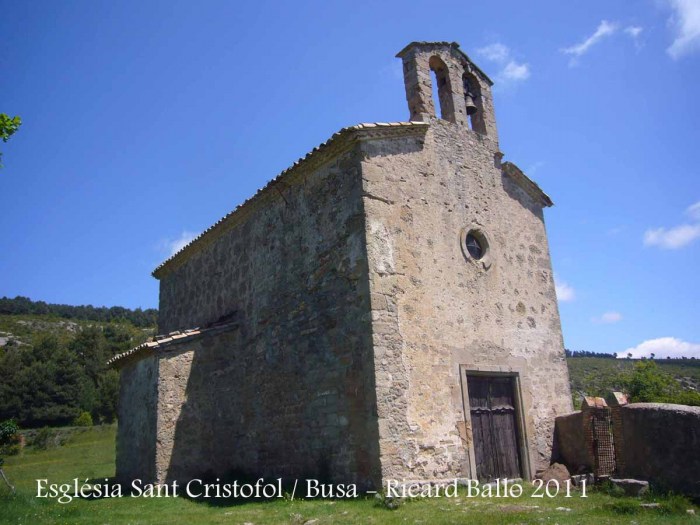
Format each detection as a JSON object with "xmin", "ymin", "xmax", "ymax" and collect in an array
[{"xmin": 1, "ymin": 426, "xmax": 697, "ymax": 524}]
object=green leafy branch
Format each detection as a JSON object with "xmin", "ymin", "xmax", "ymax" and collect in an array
[{"xmin": 0, "ymin": 113, "xmax": 22, "ymax": 168}]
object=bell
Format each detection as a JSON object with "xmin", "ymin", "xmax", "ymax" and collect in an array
[{"xmin": 465, "ymin": 92, "xmax": 478, "ymax": 116}]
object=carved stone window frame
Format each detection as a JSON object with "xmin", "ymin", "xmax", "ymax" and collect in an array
[{"xmin": 460, "ymin": 226, "xmax": 493, "ymax": 270}]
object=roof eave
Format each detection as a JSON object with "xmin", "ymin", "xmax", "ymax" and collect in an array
[{"xmin": 501, "ymin": 161, "xmax": 554, "ymax": 208}]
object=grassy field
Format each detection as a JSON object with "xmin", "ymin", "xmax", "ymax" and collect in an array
[{"xmin": 1, "ymin": 426, "xmax": 697, "ymax": 524}]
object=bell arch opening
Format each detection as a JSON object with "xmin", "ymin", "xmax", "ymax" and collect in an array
[
  {"xmin": 429, "ymin": 56, "xmax": 456, "ymax": 122},
  {"xmin": 463, "ymin": 72, "xmax": 487, "ymax": 134}
]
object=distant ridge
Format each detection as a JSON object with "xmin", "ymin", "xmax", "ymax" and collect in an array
[{"xmin": 0, "ymin": 296, "xmax": 157, "ymax": 328}]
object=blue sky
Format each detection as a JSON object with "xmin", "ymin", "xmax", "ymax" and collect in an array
[{"xmin": 1, "ymin": 1, "xmax": 699, "ymax": 358}]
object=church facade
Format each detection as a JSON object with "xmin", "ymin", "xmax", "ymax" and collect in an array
[{"xmin": 111, "ymin": 41, "xmax": 572, "ymax": 489}]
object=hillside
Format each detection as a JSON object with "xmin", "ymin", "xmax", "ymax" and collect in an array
[
  {"xmin": 0, "ymin": 314, "xmax": 153, "ymax": 349},
  {"xmin": 0, "ymin": 297, "xmax": 156, "ymax": 428},
  {"xmin": 567, "ymin": 356, "xmax": 700, "ymax": 406}
]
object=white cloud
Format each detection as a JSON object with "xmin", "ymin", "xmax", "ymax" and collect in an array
[
  {"xmin": 625, "ymin": 26, "xmax": 644, "ymax": 39},
  {"xmin": 644, "ymin": 200, "xmax": 700, "ymax": 249},
  {"xmin": 502, "ymin": 60, "xmax": 530, "ymax": 81},
  {"xmin": 562, "ymin": 20, "xmax": 619, "ymax": 60},
  {"xmin": 555, "ymin": 276, "xmax": 576, "ymax": 302},
  {"xmin": 620, "ymin": 337, "xmax": 700, "ymax": 359},
  {"xmin": 476, "ymin": 42, "xmax": 530, "ymax": 86},
  {"xmin": 160, "ymin": 231, "xmax": 197, "ymax": 256},
  {"xmin": 476, "ymin": 43, "xmax": 510, "ymax": 63},
  {"xmin": 625, "ymin": 26, "xmax": 645, "ymax": 50},
  {"xmin": 667, "ymin": 0, "xmax": 700, "ymax": 59},
  {"xmin": 592, "ymin": 311, "xmax": 623, "ymax": 324},
  {"xmin": 686, "ymin": 201, "xmax": 700, "ymax": 221},
  {"xmin": 644, "ymin": 223, "xmax": 700, "ymax": 249}
]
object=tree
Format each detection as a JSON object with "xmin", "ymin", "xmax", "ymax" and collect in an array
[
  {"xmin": 95, "ymin": 370, "xmax": 120, "ymax": 423},
  {"xmin": 9, "ymin": 336, "xmax": 85, "ymax": 427},
  {"xmin": 69, "ymin": 327, "xmax": 106, "ymax": 385},
  {"xmin": 0, "ymin": 113, "xmax": 22, "ymax": 168},
  {"xmin": 623, "ymin": 361, "xmax": 674, "ymax": 402}
]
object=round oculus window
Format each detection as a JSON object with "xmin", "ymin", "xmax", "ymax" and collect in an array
[{"xmin": 465, "ymin": 233, "xmax": 484, "ymax": 260}]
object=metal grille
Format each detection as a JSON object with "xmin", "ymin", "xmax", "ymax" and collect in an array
[{"xmin": 591, "ymin": 412, "xmax": 616, "ymax": 476}]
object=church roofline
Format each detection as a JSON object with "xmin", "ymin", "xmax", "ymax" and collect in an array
[
  {"xmin": 395, "ymin": 41, "xmax": 494, "ymax": 86},
  {"xmin": 151, "ymin": 121, "xmax": 429, "ymax": 280},
  {"xmin": 501, "ymin": 161, "xmax": 554, "ymax": 208}
]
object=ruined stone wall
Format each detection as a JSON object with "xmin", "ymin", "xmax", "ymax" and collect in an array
[
  {"xmin": 555, "ymin": 402, "xmax": 700, "ymax": 496},
  {"xmin": 616, "ymin": 403, "xmax": 700, "ymax": 496},
  {"xmin": 553, "ymin": 411, "xmax": 589, "ymax": 472},
  {"xmin": 361, "ymin": 119, "xmax": 572, "ymax": 482},
  {"xmin": 151, "ymin": 145, "xmax": 381, "ymax": 487},
  {"xmin": 116, "ymin": 356, "xmax": 158, "ymax": 483}
]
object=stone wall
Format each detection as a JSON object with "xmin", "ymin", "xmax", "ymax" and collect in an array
[
  {"xmin": 116, "ymin": 356, "xmax": 158, "ymax": 483},
  {"xmin": 118, "ymin": 119, "xmax": 569, "ymax": 487},
  {"xmin": 616, "ymin": 403, "xmax": 700, "ymax": 496},
  {"xmin": 148, "ymin": 143, "xmax": 382, "ymax": 488},
  {"xmin": 555, "ymin": 401, "xmax": 700, "ymax": 496},
  {"xmin": 361, "ymin": 119, "xmax": 572, "ymax": 482},
  {"xmin": 553, "ymin": 411, "xmax": 588, "ymax": 472}
]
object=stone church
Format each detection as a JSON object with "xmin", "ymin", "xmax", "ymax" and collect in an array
[{"xmin": 111, "ymin": 41, "xmax": 572, "ymax": 489}]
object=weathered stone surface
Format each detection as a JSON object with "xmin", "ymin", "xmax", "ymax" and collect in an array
[
  {"xmin": 616, "ymin": 403, "xmax": 700, "ymax": 497},
  {"xmin": 115, "ymin": 41, "xmax": 572, "ymax": 489},
  {"xmin": 538, "ymin": 463, "xmax": 570, "ymax": 484},
  {"xmin": 363, "ymin": 118, "xmax": 572, "ymax": 481},
  {"xmin": 555, "ymin": 401, "xmax": 700, "ymax": 497},
  {"xmin": 115, "ymin": 356, "xmax": 157, "ymax": 484},
  {"xmin": 610, "ymin": 478, "xmax": 649, "ymax": 497},
  {"xmin": 553, "ymin": 411, "xmax": 589, "ymax": 471}
]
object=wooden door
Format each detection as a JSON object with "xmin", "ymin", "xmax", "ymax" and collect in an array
[{"xmin": 466, "ymin": 375, "xmax": 522, "ymax": 481}]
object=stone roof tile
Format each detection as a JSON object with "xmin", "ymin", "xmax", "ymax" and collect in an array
[{"xmin": 107, "ymin": 322, "xmax": 238, "ymax": 368}]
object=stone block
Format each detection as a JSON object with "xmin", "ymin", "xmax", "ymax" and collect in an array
[
  {"xmin": 610, "ymin": 478, "xmax": 650, "ymax": 497},
  {"xmin": 537, "ymin": 463, "xmax": 570, "ymax": 484}
]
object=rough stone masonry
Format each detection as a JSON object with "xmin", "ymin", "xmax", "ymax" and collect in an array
[{"xmin": 111, "ymin": 41, "xmax": 573, "ymax": 490}]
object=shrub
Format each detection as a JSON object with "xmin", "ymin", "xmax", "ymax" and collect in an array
[
  {"xmin": 29, "ymin": 427, "xmax": 66, "ymax": 450},
  {"xmin": 664, "ymin": 389, "xmax": 700, "ymax": 407},
  {"xmin": 0, "ymin": 420, "xmax": 21, "ymax": 465},
  {"xmin": 623, "ymin": 361, "xmax": 675, "ymax": 402},
  {"xmin": 621, "ymin": 361, "xmax": 700, "ymax": 406},
  {"xmin": 73, "ymin": 411, "xmax": 93, "ymax": 427}
]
